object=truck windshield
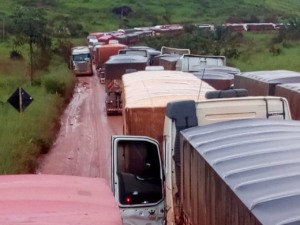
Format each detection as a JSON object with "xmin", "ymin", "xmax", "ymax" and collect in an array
[
  {"xmin": 72, "ymin": 53, "xmax": 90, "ymax": 61},
  {"xmin": 116, "ymin": 140, "xmax": 163, "ymax": 205}
]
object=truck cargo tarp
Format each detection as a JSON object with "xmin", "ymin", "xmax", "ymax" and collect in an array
[
  {"xmin": 122, "ymin": 70, "xmax": 215, "ymax": 108},
  {"xmin": 181, "ymin": 119, "xmax": 300, "ymax": 225},
  {"xmin": 105, "ymin": 55, "xmax": 148, "ymax": 81},
  {"xmin": 122, "ymin": 70, "xmax": 215, "ymax": 151},
  {"xmin": 190, "ymin": 65, "xmax": 241, "ymax": 75}
]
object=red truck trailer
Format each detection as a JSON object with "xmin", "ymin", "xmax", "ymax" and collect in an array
[{"xmin": 94, "ymin": 43, "xmax": 128, "ymax": 84}]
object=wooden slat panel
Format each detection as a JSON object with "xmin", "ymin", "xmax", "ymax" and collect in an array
[{"xmin": 123, "ymin": 107, "xmax": 166, "ymax": 153}]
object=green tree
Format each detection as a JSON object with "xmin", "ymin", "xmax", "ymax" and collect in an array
[{"xmin": 10, "ymin": 7, "xmax": 51, "ymax": 84}]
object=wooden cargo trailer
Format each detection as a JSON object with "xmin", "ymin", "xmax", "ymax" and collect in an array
[
  {"xmin": 234, "ymin": 70, "xmax": 300, "ymax": 96},
  {"xmin": 180, "ymin": 119, "xmax": 300, "ymax": 225},
  {"xmin": 122, "ymin": 70, "xmax": 215, "ymax": 151},
  {"xmin": 275, "ymin": 83, "xmax": 300, "ymax": 120}
]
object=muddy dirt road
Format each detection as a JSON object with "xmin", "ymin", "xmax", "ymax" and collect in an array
[{"xmin": 36, "ymin": 74, "xmax": 123, "ymax": 184}]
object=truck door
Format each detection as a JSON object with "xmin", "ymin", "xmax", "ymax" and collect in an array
[{"xmin": 111, "ymin": 136, "xmax": 165, "ymax": 225}]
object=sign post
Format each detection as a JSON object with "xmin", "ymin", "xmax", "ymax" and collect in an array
[{"xmin": 7, "ymin": 87, "xmax": 33, "ymax": 112}]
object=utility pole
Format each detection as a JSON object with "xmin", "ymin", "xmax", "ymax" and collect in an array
[{"xmin": 2, "ymin": 19, "xmax": 4, "ymax": 41}]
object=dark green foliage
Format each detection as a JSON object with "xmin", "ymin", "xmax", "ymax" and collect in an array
[
  {"xmin": 33, "ymin": 48, "xmax": 52, "ymax": 71},
  {"xmin": 10, "ymin": 7, "xmax": 49, "ymax": 47},
  {"xmin": 30, "ymin": 134, "xmax": 53, "ymax": 154},
  {"xmin": 9, "ymin": 7, "xmax": 52, "ymax": 82},
  {"xmin": 144, "ymin": 25, "xmax": 241, "ymax": 59},
  {"xmin": 112, "ymin": 6, "xmax": 133, "ymax": 16},
  {"xmin": 224, "ymin": 47, "xmax": 240, "ymax": 59},
  {"xmin": 283, "ymin": 18, "xmax": 300, "ymax": 40},
  {"xmin": 16, "ymin": 0, "xmax": 59, "ymax": 7},
  {"xmin": 227, "ymin": 15, "xmax": 260, "ymax": 24},
  {"xmin": 263, "ymin": 14, "xmax": 278, "ymax": 23},
  {"xmin": 49, "ymin": 15, "xmax": 86, "ymax": 38},
  {"xmin": 44, "ymin": 78, "xmax": 66, "ymax": 96},
  {"xmin": 269, "ymin": 45, "xmax": 282, "ymax": 56},
  {"xmin": 10, "ymin": 50, "xmax": 23, "ymax": 60},
  {"xmin": 272, "ymin": 17, "xmax": 300, "ymax": 47},
  {"xmin": 53, "ymin": 39, "xmax": 74, "ymax": 65}
]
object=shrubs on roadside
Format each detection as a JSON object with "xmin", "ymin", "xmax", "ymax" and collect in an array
[
  {"xmin": 43, "ymin": 61, "xmax": 76, "ymax": 101},
  {"xmin": 10, "ymin": 50, "xmax": 23, "ymax": 60},
  {"xmin": 44, "ymin": 78, "xmax": 67, "ymax": 96}
]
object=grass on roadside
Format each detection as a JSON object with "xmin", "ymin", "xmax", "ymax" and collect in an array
[
  {"xmin": 0, "ymin": 54, "xmax": 76, "ymax": 174},
  {"xmin": 230, "ymin": 32, "xmax": 300, "ymax": 72}
]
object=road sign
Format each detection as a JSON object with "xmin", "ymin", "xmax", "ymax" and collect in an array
[{"xmin": 7, "ymin": 88, "xmax": 33, "ymax": 112}]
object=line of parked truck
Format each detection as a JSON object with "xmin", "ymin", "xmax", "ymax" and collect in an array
[
  {"xmin": 104, "ymin": 46, "xmax": 300, "ymax": 225},
  {"xmin": 68, "ymin": 39, "xmax": 300, "ymax": 225},
  {"xmin": 111, "ymin": 68, "xmax": 300, "ymax": 225},
  {"xmin": 86, "ymin": 22, "xmax": 287, "ymax": 48}
]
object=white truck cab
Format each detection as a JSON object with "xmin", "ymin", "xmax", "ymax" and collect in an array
[{"xmin": 70, "ymin": 46, "xmax": 93, "ymax": 76}]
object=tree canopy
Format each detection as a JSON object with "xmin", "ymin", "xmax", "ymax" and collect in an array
[{"xmin": 10, "ymin": 7, "xmax": 52, "ymax": 82}]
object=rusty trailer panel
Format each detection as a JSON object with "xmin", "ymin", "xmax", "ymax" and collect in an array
[
  {"xmin": 181, "ymin": 119, "xmax": 300, "ymax": 225},
  {"xmin": 95, "ymin": 43, "xmax": 128, "ymax": 69},
  {"xmin": 234, "ymin": 70, "xmax": 300, "ymax": 96},
  {"xmin": 156, "ymin": 54, "xmax": 181, "ymax": 70},
  {"xmin": 275, "ymin": 83, "xmax": 300, "ymax": 120},
  {"xmin": 192, "ymin": 71, "xmax": 234, "ymax": 90}
]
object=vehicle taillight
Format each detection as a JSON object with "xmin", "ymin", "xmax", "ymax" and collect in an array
[{"xmin": 125, "ymin": 197, "xmax": 131, "ymax": 204}]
